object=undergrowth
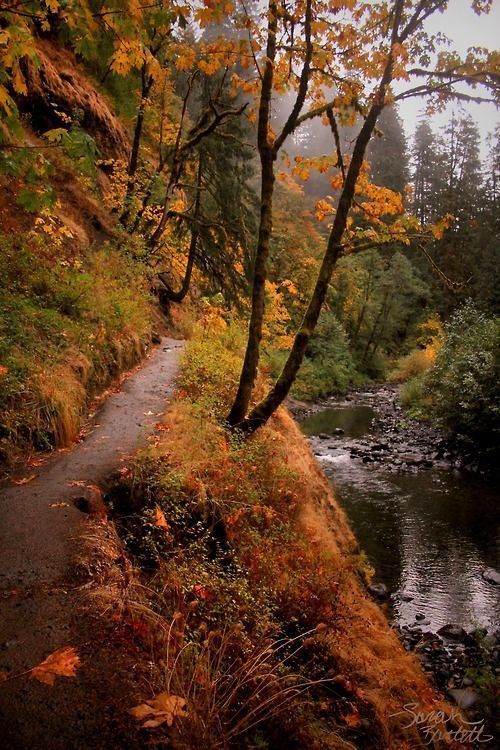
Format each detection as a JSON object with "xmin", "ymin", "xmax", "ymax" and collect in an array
[
  {"xmin": 103, "ymin": 325, "xmax": 457, "ymax": 750},
  {"xmin": 0, "ymin": 232, "xmax": 153, "ymax": 469}
]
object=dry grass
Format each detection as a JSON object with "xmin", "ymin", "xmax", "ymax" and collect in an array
[
  {"xmin": 76, "ymin": 328, "xmax": 465, "ymax": 748},
  {"xmin": 93, "ymin": 392, "xmax": 464, "ymax": 748}
]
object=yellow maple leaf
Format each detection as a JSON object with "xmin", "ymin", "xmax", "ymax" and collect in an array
[
  {"xmin": 129, "ymin": 692, "xmax": 187, "ymax": 728},
  {"xmin": 31, "ymin": 646, "xmax": 81, "ymax": 686}
]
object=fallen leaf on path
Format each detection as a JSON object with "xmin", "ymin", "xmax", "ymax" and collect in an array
[
  {"xmin": 68, "ymin": 480, "xmax": 87, "ymax": 487},
  {"xmin": 31, "ymin": 646, "xmax": 81, "ymax": 686},
  {"xmin": 129, "ymin": 692, "xmax": 187, "ymax": 728},
  {"xmin": 49, "ymin": 502, "xmax": 70, "ymax": 508},
  {"xmin": 13, "ymin": 474, "xmax": 36, "ymax": 485},
  {"xmin": 27, "ymin": 457, "xmax": 44, "ymax": 467}
]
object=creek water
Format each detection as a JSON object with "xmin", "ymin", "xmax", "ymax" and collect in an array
[{"xmin": 300, "ymin": 400, "xmax": 500, "ymax": 634}]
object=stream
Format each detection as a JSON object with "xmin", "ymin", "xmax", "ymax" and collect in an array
[{"xmin": 298, "ymin": 386, "xmax": 500, "ymax": 712}]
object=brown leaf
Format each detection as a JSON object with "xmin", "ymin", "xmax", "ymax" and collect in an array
[
  {"xmin": 13, "ymin": 474, "xmax": 36, "ymax": 485},
  {"xmin": 129, "ymin": 692, "xmax": 187, "ymax": 728},
  {"xmin": 31, "ymin": 646, "xmax": 81, "ymax": 686}
]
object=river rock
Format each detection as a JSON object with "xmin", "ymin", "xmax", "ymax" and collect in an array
[
  {"xmin": 448, "ymin": 688, "xmax": 479, "ymax": 710},
  {"xmin": 482, "ymin": 567, "xmax": 500, "ymax": 585},
  {"xmin": 437, "ymin": 624, "xmax": 467, "ymax": 641},
  {"xmin": 368, "ymin": 583, "xmax": 389, "ymax": 600},
  {"xmin": 399, "ymin": 593, "xmax": 414, "ymax": 602}
]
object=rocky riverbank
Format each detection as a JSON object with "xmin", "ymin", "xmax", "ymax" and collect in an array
[
  {"xmin": 292, "ymin": 384, "xmax": 481, "ymax": 474},
  {"xmin": 294, "ymin": 385, "xmax": 500, "ymax": 739}
]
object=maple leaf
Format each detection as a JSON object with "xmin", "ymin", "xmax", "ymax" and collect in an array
[
  {"xmin": 129, "ymin": 692, "xmax": 187, "ymax": 728},
  {"xmin": 31, "ymin": 646, "xmax": 81, "ymax": 686}
]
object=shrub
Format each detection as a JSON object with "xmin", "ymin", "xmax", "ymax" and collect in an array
[
  {"xmin": 269, "ymin": 311, "xmax": 358, "ymax": 401},
  {"xmin": 390, "ymin": 316, "xmax": 442, "ymax": 383},
  {"xmin": 425, "ymin": 302, "xmax": 500, "ymax": 460}
]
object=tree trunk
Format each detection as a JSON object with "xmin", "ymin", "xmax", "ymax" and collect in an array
[
  {"xmin": 120, "ymin": 64, "xmax": 152, "ymax": 226},
  {"xmin": 241, "ymin": 103, "xmax": 386, "ymax": 434},
  {"xmin": 237, "ymin": 0, "xmax": 405, "ymax": 434},
  {"xmin": 147, "ymin": 155, "xmax": 183, "ymax": 247},
  {"xmin": 157, "ymin": 154, "xmax": 203, "ymax": 303},
  {"xmin": 158, "ymin": 231, "xmax": 197, "ymax": 303},
  {"xmin": 226, "ymin": 0, "xmax": 278, "ymax": 427}
]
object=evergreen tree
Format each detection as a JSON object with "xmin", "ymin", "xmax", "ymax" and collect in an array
[
  {"xmin": 367, "ymin": 105, "xmax": 408, "ymax": 195},
  {"xmin": 411, "ymin": 117, "xmax": 445, "ymax": 224}
]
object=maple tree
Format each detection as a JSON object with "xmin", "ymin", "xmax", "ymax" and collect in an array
[
  {"xmin": 0, "ymin": 0, "xmax": 498, "ymax": 431},
  {"xmin": 223, "ymin": 0, "xmax": 499, "ymax": 432}
]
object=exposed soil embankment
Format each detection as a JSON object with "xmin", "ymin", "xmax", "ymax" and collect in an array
[{"xmin": 20, "ymin": 38, "xmax": 129, "ymax": 160}]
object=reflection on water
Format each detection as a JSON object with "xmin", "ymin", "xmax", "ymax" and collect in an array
[
  {"xmin": 301, "ymin": 406, "xmax": 375, "ymax": 439},
  {"xmin": 301, "ymin": 407, "xmax": 500, "ymax": 632}
]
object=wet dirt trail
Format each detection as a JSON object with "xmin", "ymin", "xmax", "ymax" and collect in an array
[{"xmin": 0, "ymin": 338, "xmax": 184, "ymax": 749}]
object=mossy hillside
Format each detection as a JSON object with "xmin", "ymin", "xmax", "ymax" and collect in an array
[{"xmin": 0, "ymin": 233, "xmax": 153, "ymax": 469}]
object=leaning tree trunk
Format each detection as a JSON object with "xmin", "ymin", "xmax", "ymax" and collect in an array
[
  {"xmin": 226, "ymin": 0, "xmax": 278, "ymax": 426},
  {"xmin": 241, "ymin": 103, "xmax": 388, "ymax": 434},
  {"xmin": 158, "ymin": 231, "xmax": 197, "ymax": 303},
  {"xmin": 237, "ymin": 0, "xmax": 405, "ymax": 435},
  {"xmin": 120, "ymin": 64, "xmax": 152, "ymax": 226},
  {"xmin": 157, "ymin": 154, "xmax": 203, "ymax": 303}
]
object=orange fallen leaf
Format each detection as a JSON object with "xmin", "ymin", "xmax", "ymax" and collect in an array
[
  {"xmin": 129, "ymin": 692, "xmax": 187, "ymax": 728},
  {"xmin": 154, "ymin": 506, "xmax": 169, "ymax": 528},
  {"xmin": 31, "ymin": 646, "xmax": 81, "ymax": 686},
  {"xmin": 13, "ymin": 474, "xmax": 36, "ymax": 485},
  {"xmin": 27, "ymin": 457, "xmax": 44, "ymax": 467},
  {"xmin": 342, "ymin": 708, "xmax": 361, "ymax": 728}
]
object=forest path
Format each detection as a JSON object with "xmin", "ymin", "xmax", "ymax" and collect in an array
[{"xmin": 0, "ymin": 338, "xmax": 184, "ymax": 749}]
